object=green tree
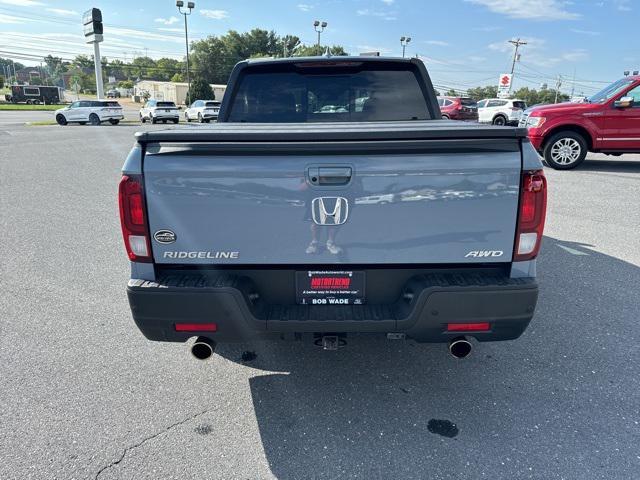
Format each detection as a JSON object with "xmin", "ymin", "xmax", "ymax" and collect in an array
[
  {"xmin": 130, "ymin": 56, "xmax": 157, "ymax": 79},
  {"xmin": 170, "ymin": 72, "xmax": 183, "ymax": 82},
  {"xmin": 444, "ymin": 89, "xmax": 458, "ymax": 96},
  {"xmin": 118, "ymin": 80, "xmax": 134, "ymax": 89},
  {"xmin": 191, "ymin": 29, "xmax": 349, "ymax": 84},
  {"xmin": 72, "ymin": 55, "xmax": 93, "ymax": 69},
  {"xmin": 186, "ymin": 76, "xmax": 214, "ymax": 104},
  {"xmin": 152, "ymin": 57, "xmax": 183, "ymax": 81},
  {"xmin": 467, "ymin": 85, "xmax": 499, "ymax": 101},
  {"xmin": 293, "ymin": 44, "xmax": 348, "ymax": 57},
  {"xmin": 0, "ymin": 75, "xmax": 4, "ymax": 89}
]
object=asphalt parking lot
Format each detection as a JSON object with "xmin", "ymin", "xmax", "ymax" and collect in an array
[{"xmin": 1, "ymin": 118, "xmax": 639, "ymax": 480}]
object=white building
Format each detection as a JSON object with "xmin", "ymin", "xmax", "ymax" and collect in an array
[{"xmin": 133, "ymin": 80, "xmax": 226, "ymax": 105}]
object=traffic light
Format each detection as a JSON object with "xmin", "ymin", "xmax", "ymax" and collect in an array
[{"xmin": 83, "ymin": 8, "xmax": 103, "ymax": 37}]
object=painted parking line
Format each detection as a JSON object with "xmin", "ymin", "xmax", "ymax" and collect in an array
[{"xmin": 557, "ymin": 244, "xmax": 590, "ymax": 256}]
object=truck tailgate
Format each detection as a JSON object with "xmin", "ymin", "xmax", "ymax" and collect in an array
[{"xmin": 140, "ymin": 122, "xmax": 525, "ymax": 265}]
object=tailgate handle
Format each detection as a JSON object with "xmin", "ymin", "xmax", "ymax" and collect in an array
[{"xmin": 309, "ymin": 167, "xmax": 352, "ymax": 186}]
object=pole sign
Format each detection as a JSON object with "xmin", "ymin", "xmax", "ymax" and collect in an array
[
  {"xmin": 83, "ymin": 8, "xmax": 103, "ymax": 43},
  {"xmin": 497, "ymin": 73, "xmax": 512, "ymax": 98}
]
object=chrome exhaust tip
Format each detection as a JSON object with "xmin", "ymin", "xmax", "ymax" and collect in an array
[
  {"xmin": 449, "ymin": 336, "xmax": 472, "ymax": 359},
  {"xmin": 191, "ymin": 336, "xmax": 216, "ymax": 360}
]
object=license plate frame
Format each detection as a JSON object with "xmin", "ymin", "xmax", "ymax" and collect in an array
[{"xmin": 296, "ymin": 270, "xmax": 365, "ymax": 305}]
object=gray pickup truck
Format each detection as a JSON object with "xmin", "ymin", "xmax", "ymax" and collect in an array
[{"xmin": 119, "ymin": 56, "xmax": 547, "ymax": 360}]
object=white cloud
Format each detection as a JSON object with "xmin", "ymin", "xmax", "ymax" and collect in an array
[
  {"xmin": 297, "ymin": 3, "xmax": 313, "ymax": 11},
  {"xmin": 570, "ymin": 28, "xmax": 600, "ymax": 36},
  {"xmin": 356, "ymin": 9, "xmax": 396, "ymax": 20},
  {"xmin": 158, "ymin": 27, "xmax": 184, "ymax": 32},
  {"xmin": 108, "ymin": 26, "xmax": 184, "ymax": 44},
  {"xmin": 46, "ymin": 8, "xmax": 78, "ymax": 16},
  {"xmin": 561, "ymin": 50, "xmax": 588, "ymax": 62},
  {"xmin": 424, "ymin": 40, "xmax": 449, "ymax": 46},
  {"xmin": 357, "ymin": 45, "xmax": 392, "ymax": 54},
  {"xmin": 613, "ymin": 0, "xmax": 632, "ymax": 11},
  {"xmin": 200, "ymin": 9, "xmax": 229, "ymax": 20},
  {"xmin": 381, "ymin": 0, "xmax": 395, "ymax": 4},
  {"xmin": 0, "ymin": 13, "xmax": 24, "ymax": 23},
  {"xmin": 155, "ymin": 16, "xmax": 179, "ymax": 25},
  {"xmin": 0, "ymin": 0, "xmax": 44, "ymax": 6},
  {"xmin": 488, "ymin": 37, "xmax": 546, "ymax": 53},
  {"xmin": 465, "ymin": 0, "xmax": 580, "ymax": 20}
]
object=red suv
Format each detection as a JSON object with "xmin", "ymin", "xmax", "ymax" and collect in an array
[
  {"xmin": 438, "ymin": 96, "xmax": 479, "ymax": 121},
  {"xmin": 522, "ymin": 76, "xmax": 640, "ymax": 169}
]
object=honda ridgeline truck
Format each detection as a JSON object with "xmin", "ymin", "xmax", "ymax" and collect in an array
[
  {"xmin": 521, "ymin": 75, "xmax": 640, "ymax": 170},
  {"xmin": 120, "ymin": 57, "xmax": 547, "ymax": 359}
]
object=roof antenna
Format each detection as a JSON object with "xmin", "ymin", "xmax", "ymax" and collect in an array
[{"xmin": 324, "ymin": 46, "xmax": 332, "ymax": 58}]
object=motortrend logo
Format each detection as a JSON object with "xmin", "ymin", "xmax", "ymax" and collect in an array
[{"xmin": 465, "ymin": 250, "xmax": 504, "ymax": 258}]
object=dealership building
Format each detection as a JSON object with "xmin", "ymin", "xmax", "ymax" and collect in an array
[{"xmin": 133, "ymin": 80, "xmax": 226, "ymax": 104}]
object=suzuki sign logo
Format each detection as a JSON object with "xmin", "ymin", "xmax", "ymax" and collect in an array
[{"xmin": 312, "ymin": 197, "xmax": 349, "ymax": 225}]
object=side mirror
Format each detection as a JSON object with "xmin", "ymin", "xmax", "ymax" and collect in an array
[{"xmin": 614, "ymin": 96, "xmax": 634, "ymax": 108}]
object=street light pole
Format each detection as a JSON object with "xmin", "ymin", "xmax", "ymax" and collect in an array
[
  {"xmin": 400, "ymin": 36, "xmax": 411, "ymax": 58},
  {"xmin": 177, "ymin": 1, "xmax": 195, "ymax": 105},
  {"xmin": 313, "ymin": 20, "xmax": 327, "ymax": 49}
]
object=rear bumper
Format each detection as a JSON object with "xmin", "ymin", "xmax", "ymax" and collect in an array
[{"xmin": 127, "ymin": 272, "xmax": 538, "ymax": 344}]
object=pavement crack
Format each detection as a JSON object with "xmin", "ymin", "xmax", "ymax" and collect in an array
[{"xmin": 94, "ymin": 407, "xmax": 216, "ymax": 479}]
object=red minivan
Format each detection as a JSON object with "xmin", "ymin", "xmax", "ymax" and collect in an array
[
  {"xmin": 438, "ymin": 96, "xmax": 479, "ymax": 121},
  {"xmin": 522, "ymin": 75, "xmax": 640, "ymax": 169}
]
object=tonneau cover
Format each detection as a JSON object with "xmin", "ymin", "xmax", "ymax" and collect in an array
[{"xmin": 135, "ymin": 120, "xmax": 528, "ymax": 144}]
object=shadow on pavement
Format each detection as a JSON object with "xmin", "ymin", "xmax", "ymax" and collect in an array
[
  {"xmin": 215, "ymin": 236, "xmax": 640, "ymax": 479},
  {"xmin": 580, "ymin": 157, "xmax": 640, "ymax": 173}
]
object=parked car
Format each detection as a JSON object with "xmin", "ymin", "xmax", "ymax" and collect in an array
[
  {"xmin": 120, "ymin": 56, "xmax": 546, "ymax": 360},
  {"xmin": 184, "ymin": 100, "xmax": 221, "ymax": 123},
  {"xmin": 477, "ymin": 98, "xmax": 527, "ymax": 126},
  {"xmin": 437, "ymin": 97, "xmax": 478, "ymax": 121},
  {"xmin": 106, "ymin": 89, "xmax": 121, "ymax": 98},
  {"xmin": 6, "ymin": 85, "xmax": 63, "ymax": 104},
  {"xmin": 55, "ymin": 100, "xmax": 123, "ymax": 126},
  {"xmin": 521, "ymin": 75, "xmax": 640, "ymax": 169},
  {"xmin": 139, "ymin": 100, "xmax": 180, "ymax": 124}
]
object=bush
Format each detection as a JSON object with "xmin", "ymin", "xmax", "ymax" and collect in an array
[
  {"xmin": 186, "ymin": 77, "xmax": 214, "ymax": 105},
  {"xmin": 0, "ymin": 75, "xmax": 4, "ymax": 89}
]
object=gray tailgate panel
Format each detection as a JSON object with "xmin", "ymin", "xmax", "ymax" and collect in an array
[{"xmin": 144, "ymin": 147, "xmax": 520, "ymax": 265}]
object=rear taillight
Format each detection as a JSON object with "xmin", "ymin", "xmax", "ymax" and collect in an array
[
  {"xmin": 514, "ymin": 170, "xmax": 547, "ymax": 261},
  {"xmin": 118, "ymin": 175, "xmax": 152, "ymax": 262}
]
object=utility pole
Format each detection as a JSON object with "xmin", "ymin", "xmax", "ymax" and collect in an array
[
  {"xmin": 508, "ymin": 38, "xmax": 527, "ymax": 92},
  {"xmin": 554, "ymin": 74, "xmax": 562, "ymax": 103},
  {"xmin": 569, "ymin": 67, "xmax": 576, "ymax": 99}
]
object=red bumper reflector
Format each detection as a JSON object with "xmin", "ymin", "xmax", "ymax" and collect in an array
[
  {"xmin": 174, "ymin": 323, "xmax": 218, "ymax": 332},
  {"xmin": 447, "ymin": 322, "xmax": 491, "ymax": 332}
]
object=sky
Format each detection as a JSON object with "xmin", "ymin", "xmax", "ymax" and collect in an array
[{"xmin": 0, "ymin": 0, "xmax": 638, "ymax": 95}]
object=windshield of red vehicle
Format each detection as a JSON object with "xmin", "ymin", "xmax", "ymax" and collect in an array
[
  {"xmin": 227, "ymin": 62, "xmax": 432, "ymax": 122},
  {"xmin": 587, "ymin": 79, "xmax": 634, "ymax": 103}
]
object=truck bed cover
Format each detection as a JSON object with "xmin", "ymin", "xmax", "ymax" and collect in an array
[{"xmin": 135, "ymin": 121, "xmax": 528, "ymax": 145}]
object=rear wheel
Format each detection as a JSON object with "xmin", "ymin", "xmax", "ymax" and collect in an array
[
  {"xmin": 55, "ymin": 114, "xmax": 67, "ymax": 126},
  {"xmin": 151, "ymin": 116, "xmax": 157, "ymax": 124},
  {"xmin": 185, "ymin": 113, "xmax": 190, "ymax": 122},
  {"xmin": 441, "ymin": 114, "xmax": 450, "ymax": 120},
  {"xmin": 89, "ymin": 113, "xmax": 101, "ymax": 126},
  {"xmin": 198, "ymin": 113, "xmax": 205, "ymax": 123},
  {"xmin": 140, "ymin": 114, "xmax": 146, "ymax": 124},
  {"xmin": 492, "ymin": 115, "xmax": 507, "ymax": 126},
  {"xmin": 109, "ymin": 119, "xmax": 120, "ymax": 125},
  {"xmin": 543, "ymin": 131, "xmax": 588, "ymax": 170},
  {"xmin": 26, "ymin": 99, "xmax": 33, "ymax": 105},
  {"xmin": 173, "ymin": 119, "xmax": 179, "ymax": 124}
]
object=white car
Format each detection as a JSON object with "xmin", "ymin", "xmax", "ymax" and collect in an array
[
  {"xmin": 184, "ymin": 100, "xmax": 221, "ymax": 123},
  {"xmin": 139, "ymin": 100, "xmax": 180, "ymax": 124},
  {"xmin": 55, "ymin": 100, "xmax": 124, "ymax": 126},
  {"xmin": 476, "ymin": 98, "xmax": 527, "ymax": 126}
]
